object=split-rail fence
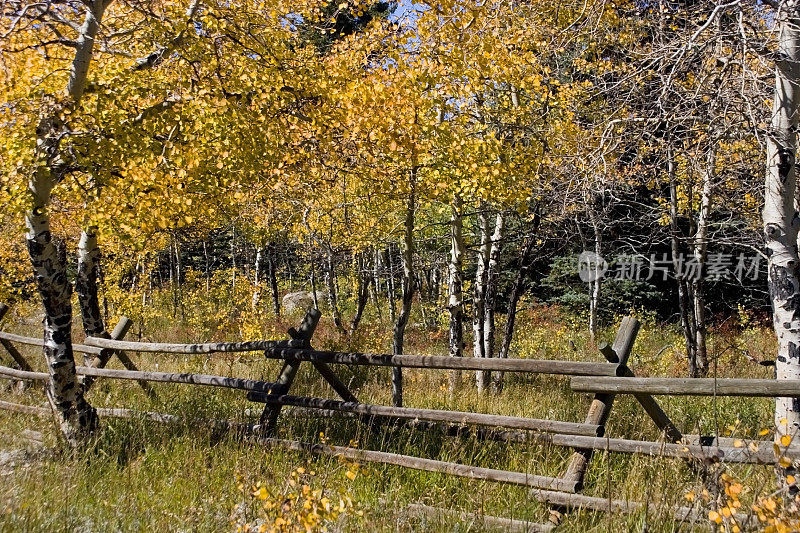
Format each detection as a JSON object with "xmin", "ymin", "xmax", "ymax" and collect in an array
[{"xmin": 0, "ymin": 302, "xmax": 795, "ymax": 531}]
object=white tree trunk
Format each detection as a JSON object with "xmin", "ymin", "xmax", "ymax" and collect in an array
[
  {"xmin": 448, "ymin": 194, "xmax": 466, "ymax": 392},
  {"xmin": 587, "ymin": 207, "xmax": 601, "ymax": 344},
  {"xmin": 493, "ymin": 209, "xmax": 540, "ymax": 393},
  {"xmin": 690, "ymin": 144, "xmax": 715, "ymax": 377},
  {"xmin": 77, "ymin": 229, "xmax": 107, "ymax": 340},
  {"xmin": 25, "ymin": 1, "xmax": 108, "ymax": 444},
  {"xmin": 474, "ymin": 206, "xmax": 490, "ymax": 393},
  {"xmin": 764, "ymin": 7, "xmax": 800, "ymax": 449},
  {"xmin": 483, "ymin": 212, "xmax": 505, "ymax": 382},
  {"xmin": 252, "ymin": 248, "xmax": 263, "ymax": 309}
]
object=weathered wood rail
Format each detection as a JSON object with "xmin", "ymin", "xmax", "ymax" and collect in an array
[
  {"xmin": 0, "ymin": 364, "xmax": 278, "ymax": 393},
  {"xmin": 0, "ymin": 303, "xmax": 793, "ymax": 528},
  {"xmin": 246, "ymin": 393, "xmax": 604, "ymax": 436},
  {"xmin": 571, "ymin": 376, "xmax": 800, "ymax": 397},
  {"xmin": 84, "ymin": 337, "xmax": 308, "ymax": 353},
  {"xmin": 0, "ymin": 330, "xmax": 104, "ymax": 357},
  {"xmin": 260, "ymin": 348, "xmax": 623, "ymax": 375}
]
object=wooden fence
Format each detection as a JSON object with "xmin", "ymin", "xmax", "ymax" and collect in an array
[{"xmin": 0, "ymin": 302, "xmax": 791, "ymax": 530}]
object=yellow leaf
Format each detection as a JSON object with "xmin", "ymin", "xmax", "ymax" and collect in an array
[{"xmin": 764, "ymin": 498, "xmax": 777, "ymax": 512}]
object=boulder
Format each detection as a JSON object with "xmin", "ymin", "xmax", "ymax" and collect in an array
[{"xmin": 281, "ymin": 291, "xmax": 329, "ymax": 314}]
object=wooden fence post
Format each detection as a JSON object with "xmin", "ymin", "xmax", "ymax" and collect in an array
[
  {"xmin": 598, "ymin": 340, "xmax": 682, "ymax": 442},
  {"xmin": 562, "ymin": 317, "xmax": 640, "ymax": 490},
  {"xmin": 260, "ymin": 309, "xmax": 322, "ymax": 434}
]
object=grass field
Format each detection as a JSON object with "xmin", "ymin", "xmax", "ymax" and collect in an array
[{"xmin": 0, "ymin": 299, "xmax": 786, "ymax": 532}]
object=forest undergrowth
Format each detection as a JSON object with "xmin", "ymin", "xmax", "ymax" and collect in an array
[{"xmin": 0, "ymin": 283, "xmax": 792, "ymax": 532}]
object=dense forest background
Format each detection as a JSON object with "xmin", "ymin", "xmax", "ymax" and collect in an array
[{"xmin": 0, "ymin": 0, "xmax": 775, "ymax": 373}]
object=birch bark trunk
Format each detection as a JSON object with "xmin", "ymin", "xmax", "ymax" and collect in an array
[
  {"xmin": 587, "ymin": 207, "xmax": 602, "ymax": 344},
  {"xmin": 448, "ymin": 195, "xmax": 465, "ymax": 393},
  {"xmin": 493, "ymin": 209, "xmax": 540, "ymax": 393},
  {"xmin": 690, "ymin": 145, "xmax": 715, "ymax": 378},
  {"xmin": 764, "ymin": 6, "xmax": 800, "ymax": 449},
  {"xmin": 76, "ymin": 228, "xmax": 115, "ymax": 387},
  {"xmin": 230, "ymin": 226, "xmax": 237, "ymax": 291},
  {"xmin": 253, "ymin": 248, "xmax": 263, "ymax": 310},
  {"xmin": 482, "ymin": 212, "xmax": 505, "ymax": 387},
  {"xmin": 203, "ymin": 241, "xmax": 211, "ymax": 293},
  {"xmin": 76, "ymin": 229, "xmax": 107, "ymax": 341},
  {"xmin": 474, "ymin": 206, "xmax": 490, "ymax": 393},
  {"xmin": 25, "ymin": 1, "xmax": 108, "ymax": 443},
  {"xmin": 174, "ymin": 237, "xmax": 184, "ymax": 320}
]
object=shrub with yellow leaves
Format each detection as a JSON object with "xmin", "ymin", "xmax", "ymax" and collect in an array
[
  {"xmin": 231, "ymin": 463, "xmax": 361, "ymax": 533},
  {"xmin": 687, "ymin": 467, "xmax": 800, "ymax": 533}
]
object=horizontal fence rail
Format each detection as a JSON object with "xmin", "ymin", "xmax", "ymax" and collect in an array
[
  {"xmin": 402, "ymin": 503, "xmax": 555, "ymax": 533},
  {"xmin": 83, "ymin": 337, "xmax": 622, "ymax": 375},
  {"xmin": 571, "ymin": 377, "xmax": 800, "ymax": 397},
  {"xmin": 263, "ymin": 347, "xmax": 623, "ymax": 375},
  {"xmin": 251, "ymin": 436, "xmax": 579, "ymax": 493},
  {"xmin": 84, "ymin": 337, "xmax": 308, "ymax": 354},
  {"xmin": 247, "ymin": 393, "xmax": 603, "ymax": 436},
  {"xmin": 279, "ymin": 404, "xmax": 794, "ymax": 465},
  {"xmin": 0, "ymin": 400, "xmax": 256, "ymax": 433},
  {"xmin": 540, "ymin": 434, "xmax": 788, "ymax": 464},
  {"xmin": 0, "ymin": 364, "xmax": 277, "ymax": 393},
  {"xmin": 0, "ymin": 331, "xmax": 103, "ymax": 356}
]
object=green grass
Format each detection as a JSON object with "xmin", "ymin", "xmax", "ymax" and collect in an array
[{"xmin": 0, "ymin": 301, "xmax": 784, "ymax": 531}]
